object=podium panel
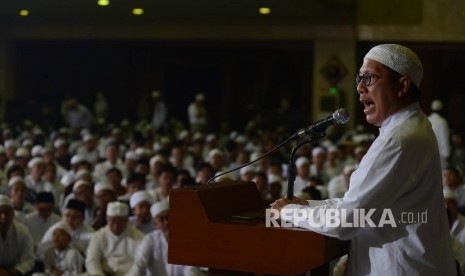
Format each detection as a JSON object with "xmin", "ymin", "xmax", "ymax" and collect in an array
[{"xmin": 169, "ymin": 181, "xmax": 349, "ymax": 276}]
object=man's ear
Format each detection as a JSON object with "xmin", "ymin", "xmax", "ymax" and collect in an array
[{"xmin": 397, "ymin": 76, "xmax": 411, "ymax": 97}]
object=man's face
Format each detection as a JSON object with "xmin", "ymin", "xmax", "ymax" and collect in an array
[
  {"xmin": 357, "ymin": 59, "xmax": 402, "ymax": 127},
  {"xmin": 9, "ymin": 183, "xmax": 27, "ymax": 205},
  {"xmin": 36, "ymin": 202, "xmax": 54, "ymax": 220},
  {"xmin": 133, "ymin": 201, "xmax": 152, "ymax": 223},
  {"xmin": 154, "ymin": 210, "xmax": 169, "ymax": 235},
  {"xmin": 63, "ymin": 209, "xmax": 84, "ymax": 230},
  {"xmin": 107, "ymin": 216, "xmax": 128, "ymax": 236},
  {"xmin": 0, "ymin": 205, "xmax": 14, "ymax": 233}
]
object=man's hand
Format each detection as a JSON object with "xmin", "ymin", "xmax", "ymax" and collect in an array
[{"xmin": 270, "ymin": 196, "xmax": 309, "ymax": 212}]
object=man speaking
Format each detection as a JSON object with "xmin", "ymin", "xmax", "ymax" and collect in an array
[{"xmin": 271, "ymin": 44, "xmax": 456, "ymax": 275}]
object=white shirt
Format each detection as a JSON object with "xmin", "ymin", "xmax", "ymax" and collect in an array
[
  {"xmin": 0, "ymin": 222, "xmax": 35, "ymax": 274},
  {"xmin": 43, "ymin": 246, "xmax": 85, "ymax": 275},
  {"xmin": 25, "ymin": 211, "xmax": 61, "ymax": 245},
  {"xmin": 129, "ymin": 230, "xmax": 201, "ymax": 276},
  {"xmin": 129, "ymin": 216, "xmax": 155, "ymax": 235},
  {"xmin": 428, "ymin": 112, "xmax": 451, "ymax": 166},
  {"xmin": 148, "ymin": 187, "xmax": 170, "ymax": 203},
  {"xmin": 285, "ymin": 103, "xmax": 456, "ymax": 275},
  {"xmin": 85, "ymin": 225, "xmax": 144, "ymax": 276},
  {"xmin": 93, "ymin": 159, "xmax": 127, "ymax": 182}
]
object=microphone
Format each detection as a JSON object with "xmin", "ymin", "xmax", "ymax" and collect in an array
[{"xmin": 295, "ymin": 108, "xmax": 350, "ymax": 138}]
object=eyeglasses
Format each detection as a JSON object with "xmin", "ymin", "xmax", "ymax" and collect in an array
[{"xmin": 355, "ymin": 73, "xmax": 382, "ymax": 87}]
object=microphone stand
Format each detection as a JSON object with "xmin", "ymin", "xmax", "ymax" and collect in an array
[{"xmin": 286, "ymin": 132, "xmax": 326, "ymax": 200}]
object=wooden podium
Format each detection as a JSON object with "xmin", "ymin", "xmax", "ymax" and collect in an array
[{"xmin": 169, "ymin": 181, "xmax": 349, "ymax": 276}]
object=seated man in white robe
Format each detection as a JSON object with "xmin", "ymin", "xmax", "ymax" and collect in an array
[
  {"xmin": 85, "ymin": 201, "xmax": 144, "ymax": 275},
  {"xmin": 129, "ymin": 201, "xmax": 205, "ymax": 276},
  {"xmin": 0, "ymin": 195, "xmax": 35, "ymax": 275}
]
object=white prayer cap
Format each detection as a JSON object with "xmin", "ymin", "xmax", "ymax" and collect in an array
[
  {"xmin": 130, "ymin": 191, "xmax": 154, "ymax": 208},
  {"xmin": 53, "ymin": 139, "xmax": 66, "ymax": 148},
  {"xmin": 124, "ymin": 151, "xmax": 137, "ymax": 161},
  {"xmin": 208, "ymin": 148, "xmax": 223, "ymax": 159},
  {"xmin": 31, "ymin": 145, "xmax": 45, "ymax": 157},
  {"xmin": 135, "ymin": 147, "xmax": 150, "ymax": 157},
  {"xmin": 28, "ymin": 157, "xmax": 45, "ymax": 168},
  {"xmin": 94, "ymin": 181, "xmax": 114, "ymax": 194},
  {"xmin": 206, "ymin": 134, "xmax": 216, "ymax": 143},
  {"xmin": 343, "ymin": 165, "xmax": 358, "ymax": 175},
  {"xmin": 444, "ymin": 189, "xmax": 458, "ymax": 200},
  {"xmin": 240, "ymin": 166, "xmax": 255, "ymax": 176},
  {"xmin": 107, "ymin": 201, "xmax": 129, "ymax": 217},
  {"xmin": 75, "ymin": 169, "xmax": 90, "ymax": 180},
  {"xmin": 149, "ymin": 155, "xmax": 165, "ymax": 167},
  {"xmin": 354, "ymin": 146, "xmax": 366, "ymax": 155},
  {"xmin": 83, "ymin": 134, "xmax": 94, "ymax": 142},
  {"xmin": 8, "ymin": 176, "xmax": 25, "ymax": 187},
  {"xmin": 364, "ymin": 44, "xmax": 423, "ymax": 88},
  {"xmin": 192, "ymin": 132, "xmax": 204, "ymax": 142},
  {"xmin": 72, "ymin": 180, "xmax": 91, "ymax": 192},
  {"xmin": 150, "ymin": 201, "xmax": 169, "ymax": 217},
  {"xmin": 15, "ymin": 147, "xmax": 30, "ymax": 158},
  {"xmin": 61, "ymin": 174, "xmax": 75, "ymax": 187},
  {"xmin": 70, "ymin": 154, "xmax": 88, "ymax": 165},
  {"xmin": 22, "ymin": 139, "xmax": 33, "ymax": 147},
  {"xmin": 151, "ymin": 90, "xmax": 161, "ymax": 98},
  {"xmin": 0, "ymin": 195, "xmax": 12, "ymax": 207},
  {"xmin": 195, "ymin": 93, "xmax": 205, "ymax": 101},
  {"xmin": 235, "ymin": 135, "xmax": 246, "ymax": 144},
  {"xmin": 178, "ymin": 130, "xmax": 189, "ymax": 140},
  {"xmin": 52, "ymin": 221, "xmax": 73, "ymax": 238},
  {"xmin": 4, "ymin": 139, "xmax": 18, "ymax": 148},
  {"xmin": 311, "ymin": 147, "xmax": 325, "ymax": 158},
  {"xmin": 268, "ymin": 174, "xmax": 282, "ymax": 184},
  {"xmin": 295, "ymin": 157, "xmax": 310, "ymax": 168},
  {"xmin": 431, "ymin": 100, "xmax": 443, "ymax": 111},
  {"xmin": 32, "ymin": 127, "xmax": 43, "ymax": 136},
  {"xmin": 80, "ymin": 128, "xmax": 90, "ymax": 137}
]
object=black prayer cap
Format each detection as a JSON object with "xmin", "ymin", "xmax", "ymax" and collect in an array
[
  {"xmin": 35, "ymin": 192, "xmax": 55, "ymax": 204},
  {"xmin": 65, "ymin": 199, "xmax": 86, "ymax": 215}
]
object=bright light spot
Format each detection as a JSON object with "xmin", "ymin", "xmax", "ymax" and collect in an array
[
  {"xmin": 132, "ymin": 8, "xmax": 144, "ymax": 15},
  {"xmin": 259, "ymin": 7, "xmax": 271, "ymax": 15},
  {"xmin": 98, "ymin": 0, "xmax": 110, "ymax": 6},
  {"xmin": 19, "ymin": 10, "xmax": 29, "ymax": 16}
]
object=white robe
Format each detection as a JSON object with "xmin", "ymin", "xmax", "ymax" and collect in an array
[
  {"xmin": 85, "ymin": 225, "xmax": 143, "ymax": 276},
  {"xmin": 428, "ymin": 112, "xmax": 451, "ymax": 167},
  {"xmin": 129, "ymin": 230, "xmax": 202, "ymax": 276},
  {"xmin": 284, "ymin": 103, "xmax": 456, "ymax": 275},
  {"xmin": 43, "ymin": 246, "xmax": 85, "ymax": 275},
  {"xmin": 0, "ymin": 222, "xmax": 35, "ymax": 274},
  {"xmin": 25, "ymin": 211, "xmax": 61, "ymax": 245}
]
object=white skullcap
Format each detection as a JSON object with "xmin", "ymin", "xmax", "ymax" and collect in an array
[
  {"xmin": 364, "ymin": 44, "xmax": 423, "ymax": 88},
  {"xmin": 152, "ymin": 90, "xmax": 160, "ymax": 98},
  {"xmin": 32, "ymin": 127, "xmax": 43, "ymax": 136},
  {"xmin": 125, "ymin": 151, "xmax": 138, "ymax": 160},
  {"xmin": 31, "ymin": 145, "xmax": 45, "ymax": 157},
  {"xmin": 130, "ymin": 191, "xmax": 154, "ymax": 208},
  {"xmin": 240, "ymin": 166, "xmax": 255, "ymax": 176},
  {"xmin": 192, "ymin": 132, "xmax": 204, "ymax": 142},
  {"xmin": 268, "ymin": 174, "xmax": 282, "ymax": 184},
  {"xmin": 354, "ymin": 146, "xmax": 366, "ymax": 155},
  {"xmin": 60, "ymin": 174, "xmax": 75, "ymax": 187},
  {"xmin": 135, "ymin": 147, "xmax": 149, "ymax": 157},
  {"xmin": 206, "ymin": 134, "xmax": 216, "ymax": 143},
  {"xmin": 295, "ymin": 157, "xmax": 310, "ymax": 168},
  {"xmin": 72, "ymin": 180, "xmax": 91, "ymax": 192},
  {"xmin": 195, "ymin": 93, "xmax": 205, "ymax": 101},
  {"xmin": 0, "ymin": 194, "xmax": 12, "ymax": 207},
  {"xmin": 431, "ymin": 100, "xmax": 443, "ymax": 111},
  {"xmin": 4, "ymin": 139, "xmax": 18, "ymax": 149},
  {"xmin": 149, "ymin": 155, "xmax": 165, "ymax": 167},
  {"xmin": 208, "ymin": 148, "xmax": 223, "ymax": 159},
  {"xmin": 150, "ymin": 201, "xmax": 169, "ymax": 217},
  {"xmin": 8, "ymin": 176, "xmax": 25, "ymax": 187},
  {"xmin": 53, "ymin": 139, "xmax": 66, "ymax": 148},
  {"xmin": 80, "ymin": 129, "xmax": 90, "ymax": 137},
  {"xmin": 75, "ymin": 169, "xmax": 90, "ymax": 179},
  {"xmin": 235, "ymin": 135, "xmax": 246, "ymax": 144},
  {"xmin": 22, "ymin": 139, "xmax": 33, "ymax": 147},
  {"xmin": 15, "ymin": 147, "xmax": 30, "ymax": 158},
  {"xmin": 70, "ymin": 154, "xmax": 88, "ymax": 165},
  {"xmin": 83, "ymin": 134, "xmax": 94, "ymax": 142},
  {"xmin": 312, "ymin": 147, "xmax": 325, "ymax": 158},
  {"xmin": 28, "ymin": 157, "xmax": 45, "ymax": 168},
  {"xmin": 51, "ymin": 221, "xmax": 73, "ymax": 238},
  {"xmin": 444, "ymin": 189, "xmax": 458, "ymax": 200},
  {"xmin": 94, "ymin": 181, "xmax": 114, "ymax": 194},
  {"xmin": 343, "ymin": 165, "xmax": 358, "ymax": 175},
  {"xmin": 107, "ymin": 201, "xmax": 129, "ymax": 217},
  {"xmin": 178, "ymin": 130, "xmax": 189, "ymax": 140}
]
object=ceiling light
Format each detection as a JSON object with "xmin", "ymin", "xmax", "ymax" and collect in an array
[
  {"xmin": 259, "ymin": 7, "xmax": 271, "ymax": 15},
  {"xmin": 97, "ymin": 0, "xmax": 110, "ymax": 6},
  {"xmin": 19, "ymin": 10, "xmax": 29, "ymax": 16},
  {"xmin": 132, "ymin": 8, "xmax": 144, "ymax": 15}
]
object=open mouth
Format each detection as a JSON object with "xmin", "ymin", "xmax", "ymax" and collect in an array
[{"xmin": 361, "ymin": 100, "xmax": 375, "ymax": 114}]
